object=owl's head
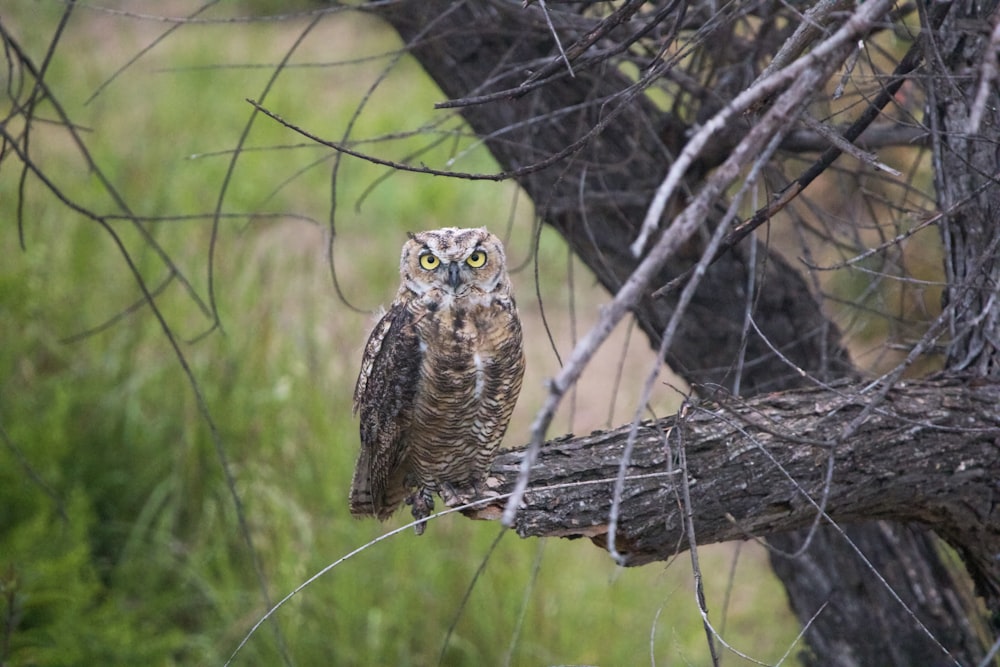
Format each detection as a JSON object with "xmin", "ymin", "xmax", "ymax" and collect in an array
[{"xmin": 400, "ymin": 227, "xmax": 511, "ymax": 297}]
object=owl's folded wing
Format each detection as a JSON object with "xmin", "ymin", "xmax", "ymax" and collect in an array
[{"xmin": 350, "ymin": 303, "xmax": 422, "ymax": 519}]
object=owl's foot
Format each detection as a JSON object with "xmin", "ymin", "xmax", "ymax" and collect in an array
[
  {"xmin": 439, "ymin": 481, "xmax": 481, "ymax": 510},
  {"xmin": 405, "ymin": 488, "xmax": 434, "ymax": 535}
]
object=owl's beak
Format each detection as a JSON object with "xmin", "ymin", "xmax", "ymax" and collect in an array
[{"xmin": 447, "ymin": 262, "xmax": 462, "ymax": 289}]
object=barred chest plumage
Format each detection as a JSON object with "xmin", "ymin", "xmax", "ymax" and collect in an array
[{"xmin": 406, "ymin": 293, "xmax": 524, "ymax": 487}]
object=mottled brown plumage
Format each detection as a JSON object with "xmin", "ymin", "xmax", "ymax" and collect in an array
[{"xmin": 351, "ymin": 227, "xmax": 525, "ymax": 534}]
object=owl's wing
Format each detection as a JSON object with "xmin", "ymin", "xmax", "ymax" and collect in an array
[{"xmin": 350, "ymin": 303, "xmax": 422, "ymax": 520}]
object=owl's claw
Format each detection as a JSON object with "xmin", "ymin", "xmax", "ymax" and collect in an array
[
  {"xmin": 439, "ymin": 481, "xmax": 479, "ymax": 509},
  {"xmin": 406, "ymin": 488, "xmax": 434, "ymax": 535}
]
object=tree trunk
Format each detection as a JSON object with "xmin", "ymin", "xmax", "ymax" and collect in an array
[
  {"xmin": 369, "ymin": 1, "xmax": 996, "ymax": 663},
  {"xmin": 929, "ymin": 0, "xmax": 1000, "ymax": 380}
]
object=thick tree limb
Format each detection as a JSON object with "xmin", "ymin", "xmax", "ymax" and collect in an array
[{"xmin": 475, "ymin": 377, "xmax": 1000, "ymax": 614}]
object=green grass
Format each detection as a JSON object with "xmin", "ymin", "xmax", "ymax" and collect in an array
[{"xmin": 1, "ymin": 3, "xmax": 800, "ymax": 665}]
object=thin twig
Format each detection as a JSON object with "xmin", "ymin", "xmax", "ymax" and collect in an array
[
  {"xmin": 651, "ymin": 2, "xmax": 953, "ymax": 299},
  {"xmin": 631, "ymin": 0, "xmax": 895, "ymax": 257},
  {"xmin": 534, "ymin": 0, "xmax": 575, "ymax": 78},
  {"xmin": 966, "ymin": 13, "xmax": 1000, "ymax": 134},
  {"xmin": 799, "ymin": 113, "xmax": 901, "ymax": 175},
  {"xmin": 437, "ymin": 527, "xmax": 507, "ymax": 666}
]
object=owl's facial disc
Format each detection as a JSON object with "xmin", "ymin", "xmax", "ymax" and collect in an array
[
  {"xmin": 403, "ymin": 227, "xmax": 503, "ymax": 297},
  {"xmin": 416, "ymin": 246, "xmax": 487, "ymax": 293}
]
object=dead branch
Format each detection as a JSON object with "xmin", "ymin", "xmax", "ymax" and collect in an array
[{"xmin": 473, "ymin": 376, "xmax": 1000, "ymax": 614}]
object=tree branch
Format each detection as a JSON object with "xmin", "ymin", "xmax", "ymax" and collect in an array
[{"xmin": 474, "ymin": 376, "xmax": 1000, "ymax": 613}]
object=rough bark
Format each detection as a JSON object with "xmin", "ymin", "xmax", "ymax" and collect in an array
[
  {"xmin": 474, "ymin": 380, "xmax": 1000, "ymax": 666},
  {"xmin": 474, "ymin": 377, "xmax": 1000, "ymax": 617},
  {"xmin": 929, "ymin": 0, "xmax": 1000, "ymax": 379},
  {"xmin": 369, "ymin": 1, "xmax": 996, "ymax": 663}
]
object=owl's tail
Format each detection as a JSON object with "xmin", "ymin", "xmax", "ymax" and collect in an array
[{"xmin": 348, "ymin": 452, "xmax": 407, "ymax": 521}]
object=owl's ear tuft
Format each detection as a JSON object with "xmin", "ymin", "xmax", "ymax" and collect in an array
[{"xmin": 406, "ymin": 231, "xmax": 417, "ymax": 241}]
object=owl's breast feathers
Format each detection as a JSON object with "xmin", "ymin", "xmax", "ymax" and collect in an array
[
  {"xmin": 350, "ymin": 288, "xmax": 524, "ymax": 520},
  {"xmin": 405, "ymin": 290, "xmax": 525, "ymax": 484}
]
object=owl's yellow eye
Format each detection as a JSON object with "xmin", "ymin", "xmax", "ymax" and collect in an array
[
  {"xmin": 419, "ymin": 254, "xmax": 440, "ymax": 270},
  {"xmin": 466, "ymin": 250, "xmax": 487, "ymax": 268}
]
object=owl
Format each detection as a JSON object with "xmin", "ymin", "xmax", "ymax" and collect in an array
[{"xmin": 350, "ymin": 227, "xmax": 525, "ymax": 534}]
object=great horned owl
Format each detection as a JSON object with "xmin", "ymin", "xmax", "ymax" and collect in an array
[{"xmin": 350, "ymin": 227, "xmax": 525, "ymax": 534}]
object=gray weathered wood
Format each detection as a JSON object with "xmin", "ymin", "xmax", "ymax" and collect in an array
[{"xmin": 475, "ymin": 379, "xmax": 999, "ymax": 599}]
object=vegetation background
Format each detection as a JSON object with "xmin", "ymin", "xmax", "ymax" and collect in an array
[{"xmin": 0, "ymin": 2, "xmax": 803, "ymax": 665}]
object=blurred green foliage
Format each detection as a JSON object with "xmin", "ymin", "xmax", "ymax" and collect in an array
[{"xmin": 1, "ymin": 3, "xmax": 799, "ymax": 665}]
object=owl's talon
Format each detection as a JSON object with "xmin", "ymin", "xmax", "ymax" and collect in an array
[
  {"xmin": 406, "ymin": 488, "xmax": 434, "ymax": 535},
  {"xmin": 479, "ymin": 487, "xmax": 502, "ymax": 500},
  {"xmin": 440, "ymin": 481, "xmax": 480, "ymax": 508}
]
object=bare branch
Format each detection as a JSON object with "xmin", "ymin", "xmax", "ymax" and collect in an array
[
  {"xmin": 475, "ymin": 377, "xmax": 1000, "ymax": 616},
  {"xmin": 631, "ymin": 0, "xmax": 895, "ymax": 256},
  {"xmin": 967, "ymin": 13, "xmax": 1000, "ymax": 134},
  {"xmin": 798, "ymin": 114, "xmax": 901, "ymax": 176}
]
